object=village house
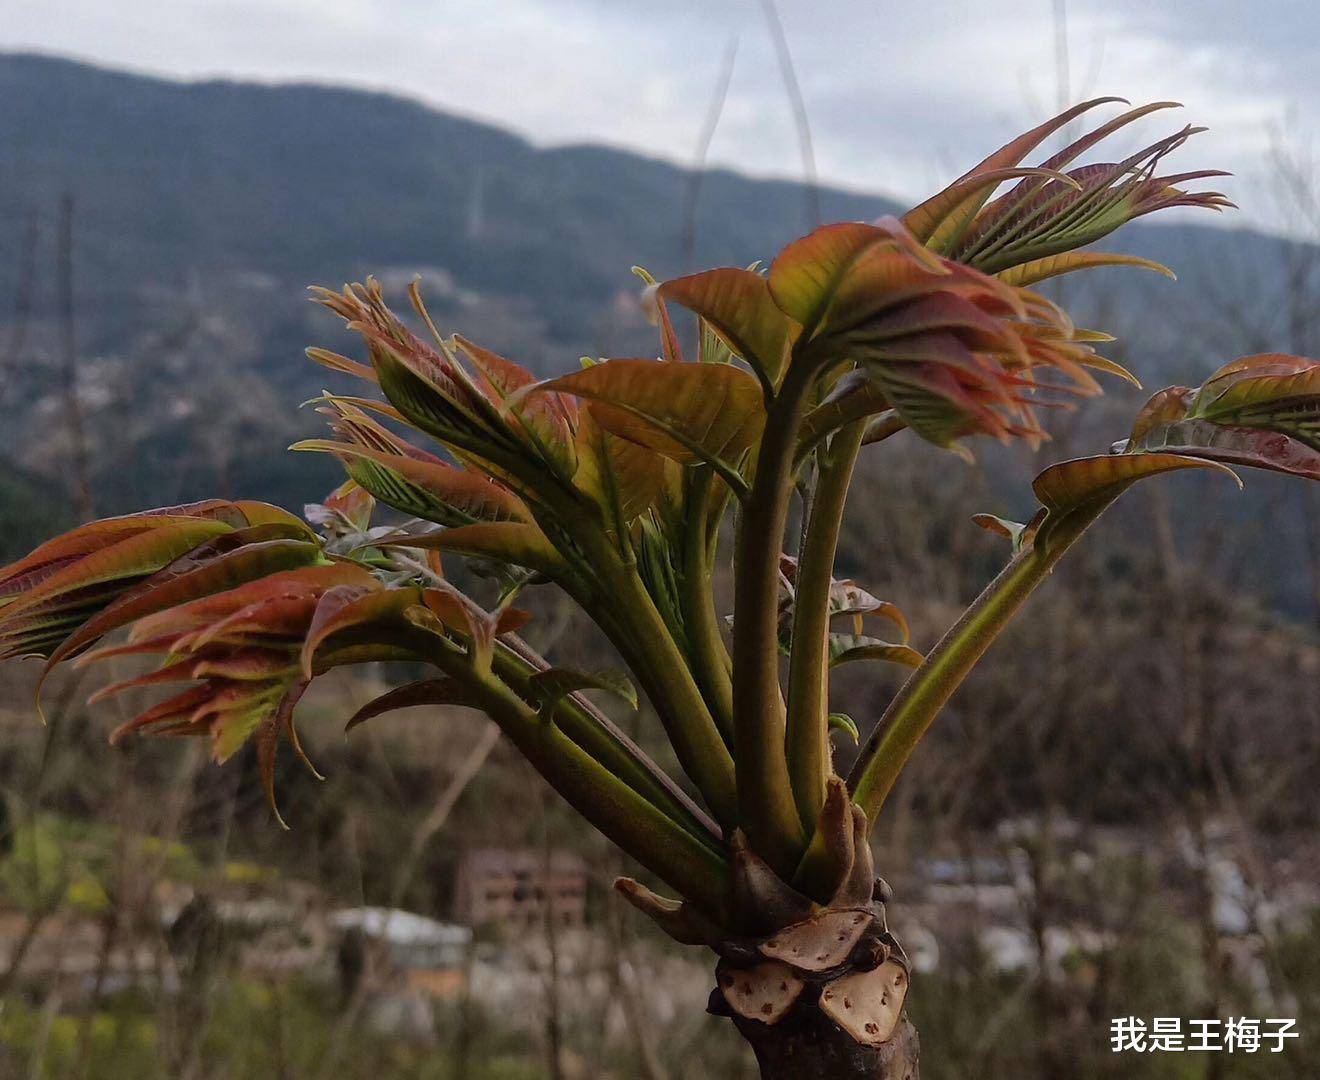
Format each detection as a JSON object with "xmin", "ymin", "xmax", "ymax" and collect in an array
[{"xmin": 453, "ymin": 848, "xmax": 589, "ymax": 929}]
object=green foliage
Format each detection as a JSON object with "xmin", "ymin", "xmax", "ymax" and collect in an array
[{"xmin": 0, "ymin": 813, "xmax": 202, "ymax": 914}]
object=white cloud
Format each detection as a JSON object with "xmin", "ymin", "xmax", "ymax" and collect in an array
[{"xmin": 3, "ymin": 0, "xmax": 1315, "ymax": 225}]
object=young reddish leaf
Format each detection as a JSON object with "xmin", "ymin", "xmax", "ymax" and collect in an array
[
  {"xmin": 0, "ymin": 519, "xmax": 238, "ymax": 654},
  {"xmin": 292, "ymin": 439, "xmax": 531, "ymax": 525},
  {"xmin": 572, "ymin": 405, "xmax": 680, "ymax": 527},
  {"xmin": 87, "ymin": 658, "xmax": 222, "ymax": 704},
  {"xmin": 89, "ymin": 653, "xmax": 299, "ymax": 715},
  {"xmin": 1190, "ymin": 353, "xmax": 1320, "ymax": 437},
  {"xmin": 313, "ymin": 280, "xmax": 507, "ymax": 454},
  {"xmin": 191, "ymin": 648, "xmax": 305, "ymax": 683},
  {"xmin": 533, "ymin": 359, "xmax": 765, "ymax": 473},
  {"xmin": 1128, "ymin": 386, "xmax": 1195, "ymax": 443},
  {"xmin": 902, "ymin": 97, "xmax": 1125, "ymax": 245},
  {"xmin": 229, "ymin": 502, "xmax": 318, "ymax": 539},
  {"xmin": 108, "ymin": 686, "xmax": 216, "ymax": 745},
  {"xmin": 0, "ymin": 507, "xmax": 269, "ymax": 600},
  {"xmin": 110, "ymin": 677, "xmax": 288, "ymax": 766},
  {"xmin": 1131, "ymin": 421, "xmax": 1320, "ymax": 481},
  {"xmin": 827, "ymin": 635, "xmax": 924, "ymax": 669},
  {"xmin": 453, "ymin": 334, "xmax": 578, "ymax": 476},
  {"xmin": 257, "ymin": 680, "xmax": 312, "ymax": 830},
  {"xmin": 46, "ymin": 540, "xmax": 324, "ymax": 670},
  {"xmin": 421, "ymin": 585, "xmax": 485, "ymax": 638},
  {"xmin": 1034, "ymin": 453, "xmax": 1240, "ymax": 513},
  {"xmin": 996, "ymin": 252, "xmax": 1175, "ymax": 288},
  {"xmin": 127, "ymin": 563, "xmax": 376, "ymax": 645},
  {"xmin": 306, "ymin": 346, "xmax": 379, "ymax": 384},
  {"xmin": 376, "ymin": 522, "xmax": 565, "ymax": 577},
  {"xmin": 904, "ymin": 167, "xmax": 1081, "ymax": 250},
  {"xmin": 971, "ymin": 513, "xmax": 1040, "ymax": 553},
  {"xmin": 1112, "ymin": 356, "xmax": 1320, "ymax": 482},
  {"xmin": 959, "ymin": 131, "xmax": 1230, "ymax": 274},
  {"xmin": 344, "ymin": 677, "xmax": 483, "ymax": 731},
  {"xmin": 797, "ymin": 372, "xmax": 894, "ymax": 459},
  {"xmin": 298, "ymin": 584, "xmax": 424, "ymax": 678},
  {"xmin": 658, "ymin": 268, "xmax": 797, "ymax": 386},
  {"xmin": 527, "ymin": 668, "xmax": 639, "ymax": 712},
  {"xmin": 867, "ymin": 362, "xmax": 1014, "ymax": 452},
  {"xmin": 767, "ymin": 222, "xmax": 943, "ymax": 339},
  {"xmin": 180, "ymin": 592, "xmax": 325, "ymax": 652}
]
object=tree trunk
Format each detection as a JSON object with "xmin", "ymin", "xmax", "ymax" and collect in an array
[
  {"xmin": 735, "ymin": 1011, "xmax": 920, "ymax": 1079},
  {"xmin": 623, "ymin": 785, "xmax": 917, "ymax": 1077}
]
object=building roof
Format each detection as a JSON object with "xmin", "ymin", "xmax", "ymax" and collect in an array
[{"xmin": 329, "ymin": 907, "xmax": 472, "ymax": 947}]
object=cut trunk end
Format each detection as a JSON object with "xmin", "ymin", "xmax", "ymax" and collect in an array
[{"xmin": 736, "ymin": 1009, "xmax": 920, "ymax": 1079}]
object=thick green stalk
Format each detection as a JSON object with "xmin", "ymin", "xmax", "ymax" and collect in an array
[
  {"xmin": 445, "ymin": 654, "xmax": 733, "ymax": 917},
  {"xmin": 785, "ymin": 420, "xmax": 866, "ymax": 831},
  {"xmin": 490, "ymin": 642, "xmax": 724, "ymax": 852},
  {"xmin": 525, "ymin": 484, "xmax": 739, "ymax": 828},
  {"xmin": 731, "ymin": 360, "xmax": 819, "ymax": 873},
  {"xmin": 845, "ymin": 494, "xmax": 1120, "ymax": 825},
  {"xmin": 681, "ymin": 468, "xmax": 735, "ymax": 744},
  {"xmin": 573, "ymin": 528, "xmax": 740, "ymax": 827}
]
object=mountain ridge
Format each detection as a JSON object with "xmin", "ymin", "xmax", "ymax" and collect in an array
[{"xmin": 0, "ymin": 51, "xmax": 1308, "ymax": 591}]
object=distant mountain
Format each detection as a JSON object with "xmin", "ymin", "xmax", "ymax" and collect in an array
[
  {"xmin": 0, "ymin": 52, "xmax": 893, "ymax": 350},
  {"xmin": 0, "ymin": 53, "xmax": 1311, "ymax": 606}
]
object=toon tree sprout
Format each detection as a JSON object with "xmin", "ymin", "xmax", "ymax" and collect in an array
[{"xmin": 3, "ymin": 99, "xmax": 1315, "ymax": 1078}]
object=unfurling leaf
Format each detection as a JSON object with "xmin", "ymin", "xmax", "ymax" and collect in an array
[
  {"xmin": 292, "ymin": 439, "xmax": 531, "ymax": 526},
  {"xmin": 828, "ymin": 712, "xmax": 860, "ymax": 744},
  {"xmin": 995, "ymin": 252, "xmax": 1175, "ymax": 288},
  {"xmin": 1033, "ymin": 453, "xmax": 1240, "ymax": 516},
  {"xmin": 767, "ymin": 220, "xmax": 953, "ymax": 340},
  {"xmin": 375, "ymin": 522, "xmax": 565, "ymax": 577},
  {"xmin": 528, "ymin": 668, "xmax": 639, "ymax": 714},
  {"xmin": 257, "ymin": 680, "xmax": 313, "ymax": 830},
  {"xmin": 797, "ymin": 371, "xmax": 894, "ymax": 457},
  {"xmin": 659, "ymin": 268, "xmax": 797, "ymax": 386},
  {"xmin": 531, "ymin": 359, "xmax": 764, "ymax": 477},
  {"xmin": 45, "ymin": 538, "xmax": 325, "ymax": 670},
  {"xmin": 300, "ymin": 585, "xmax": 420, "ymax": 679},
  {"xmin": 344, "ymin": 678, "xmax": 482, "ymax": 731},
  {"xmin": 906, "ymin": 99, "xmax": 1228, "ymax": 275},
  {"xmin": 453, "ymin": 335, "xmax": 578, "ymax": 476},
  {"xmin": 0, "ymin": 503, "xmax": 308, "ymax": 661},
  {"xmin": 74, "ymin": 561, "xmax": 415, "ymax": 778},
  {"xmin": 1113, "ymin": 354, "xmax": 1320, "ymax": 482},
  {"xmin": 903, "ymin": 97, "xmax": 1128, "ymax": 247},
  {"xmin": 311, "ymin": 280, "xmax": 497, "ymax": 446},
  {"xmin": 827, "ymin": 634, "xmax": 924, "ymax": 669},
  {"xmin": 764, "ymin": 218, "xmax": 1105, "ymax": 454},
  {"xmin": 971, "ymin": 512, "xmax": 1040, "ymax": 553},
  {"xmin": 572, "ymin": 405, "xmax": 680, "ymax": 528}
]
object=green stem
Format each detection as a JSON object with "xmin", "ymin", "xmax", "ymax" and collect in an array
[
  {"xmin": 491, "ymin": 641, "xmax": 724, "ymax": 852},
  {"xmin": 785, "ymin": 420, "xmax": 866, "ymax": 831},
  {"xmin": 439, "ymin": 651, "xmax": 732, "ymax": 916},
  {"xmin": 573, "ymin": 529, "xmax": 739, "ymax": 827},
  {"xmin": 681, "ymin": 468, "xmax": 735, "ymax": 744},
  {"xmin": 732, "ymin": 360, "xmax": 819, "ymax": 873},
  {"xmin": 845, "ymin": 494, "xmax": 1119, "ymax": 826},
  {"xmin": 525, "ymin": 483, "xmax": 738, "ymax": 828}
]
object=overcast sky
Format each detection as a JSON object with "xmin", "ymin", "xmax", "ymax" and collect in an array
[{"xmin": 5, "ymin": 1, "xmax": 1318, "ymax": 228}]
